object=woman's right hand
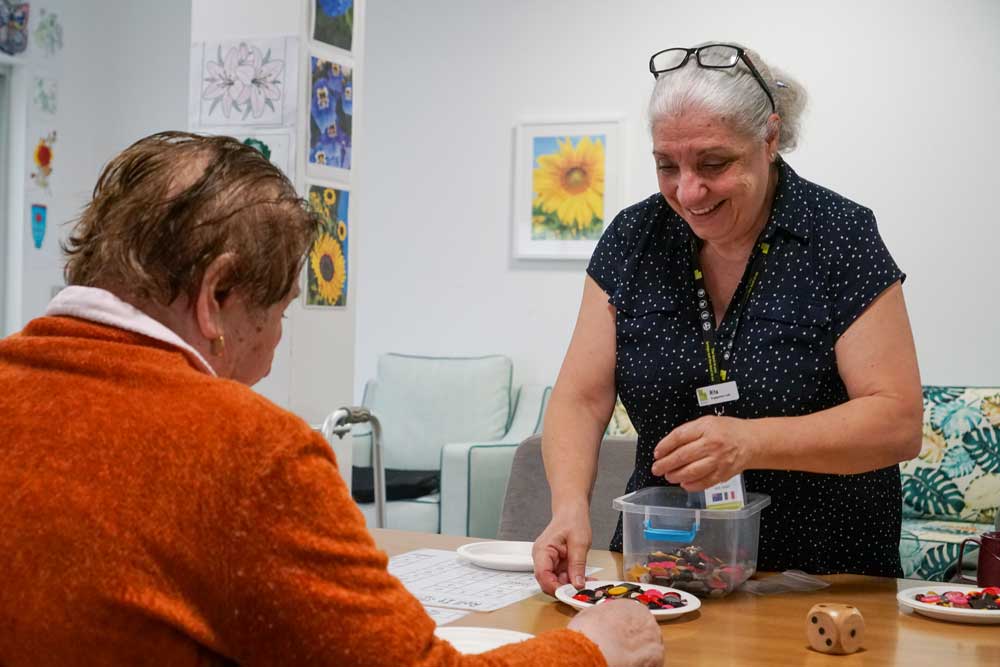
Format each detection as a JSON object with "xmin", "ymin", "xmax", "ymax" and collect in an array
[{"xmin": 532, "ymin": 503, "xmax": 593, "ymax": 594}]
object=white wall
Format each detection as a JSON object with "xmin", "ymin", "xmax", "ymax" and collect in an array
[
  {"xmin": 100, "ymin": 0, "xmax": 193, "ymax": 156},
  {"xmin": 7, "ymin": 0, "xmax": 191, "ymax": 331},
  {"xmin": 191, "ymin": 0, "xmax": 362, "ymax": 425},
  {"xmin": 5, "ymin": 0, "xmax": 357, "ymax": 426},
  {"xmin": 356, "ymin": 0, "xmax": 1000, "ymax": 394}
]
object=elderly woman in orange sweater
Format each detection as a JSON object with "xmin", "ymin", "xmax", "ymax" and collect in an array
[{"xmin": 0, "ymin": 132, "xmax": 662, "ymax": 667}]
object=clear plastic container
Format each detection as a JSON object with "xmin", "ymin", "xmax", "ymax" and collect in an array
[{"xmin": 612, "ymin": 486, "xmax": 771, "ymax": 598}]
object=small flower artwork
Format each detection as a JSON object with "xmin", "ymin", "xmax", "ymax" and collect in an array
[
  {"xmin": 305, "ymin": 184, "xmax": 349, "ymax": 307},
  {"xmin": 30, "ymin": 204, "xmax": 46, "ymax": 249},
  {"xmin": 242, "ymin": 137, "xmax": 270, "ymax": 160},
  {"xmin": 30, "ymin": 131, "xmax": 56, "ymax": 191},
  {"xmin": 32, "ymin": 8, "xmax": 62, "ymax": 56},
  {"xmin": 313, "ymin": 0, "xmax": 353, "ymax": 52},
  {"xmin": 309, "ymin": 55, "xmax": 352, "ymax": 172},
  {"xmin": 0, "ymin": 1, "xmax": 29, "ymax": 56},
  {"xmin": 202, "ymin": 42, "xmax": 284, "ymax": 121},
  {"xmin": 229, "ymin": 131, "xmax": 294, "ymax": 181},
  {"xmin": 514, "ymin": 120, "xmax": 623, "ymax": 260},
  {"xmin": 193, "ymin": 37, "xmax": 298, "ymax": 127},
  {"xmin": 33, "ymin": 77, "xmax": 57, "ymax": 114}
]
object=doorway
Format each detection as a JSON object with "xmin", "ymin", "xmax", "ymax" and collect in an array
[{"xmin": 0, "ymin": 64, "xmax": 9, "ymax": 331}]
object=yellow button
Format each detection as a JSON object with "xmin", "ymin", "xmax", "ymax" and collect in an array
[{"xmin": 608, "ymin": 586, "xmax": 629, "ymax": 596}]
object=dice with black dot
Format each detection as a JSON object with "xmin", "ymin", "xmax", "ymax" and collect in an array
[{"xmin": 805, "ymin": 603, "xmax": 864, "ymax": 654}]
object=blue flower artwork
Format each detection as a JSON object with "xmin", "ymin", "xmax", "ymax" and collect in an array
[
  {"xmin": 313, "ymin": 0, "xmax": 353, "ymax": 52},
  {"xmin": 309, "ymin": 56, "xmax": 352, "ymax": 171},
  {"xmin": 319, "ymin": 0, "xmax": 352, "ymax": 16}
]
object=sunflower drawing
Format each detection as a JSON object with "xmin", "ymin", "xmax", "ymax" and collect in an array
[
  {"xmin": 532, "ymin": 135, "xmax": 605, "ymax": 239},
  {"xmin": 305, "ymin": 183, "xmax": 349, "ymax": 307},
  {"xmin": 308, "ymin": 232, "xmax": 346, "ymax": 306}
]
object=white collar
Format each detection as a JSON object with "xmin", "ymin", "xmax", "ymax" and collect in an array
[{"xmin": 45, "ymin": 286, "xmax": 217, "ymax": 376}]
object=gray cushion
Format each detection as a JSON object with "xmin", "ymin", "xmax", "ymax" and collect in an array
[{"xmin": 497, "ymin": 434, "xmax": 637, "ymax": 548}]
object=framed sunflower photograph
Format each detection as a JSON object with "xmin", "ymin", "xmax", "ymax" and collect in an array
[
  {"xmin": 513, "ymin": 118, "xmax": 624, "ymax": 260},
  {"xmin": 305, "ymin": 183, "xmax": 349, "ymax": 307}
]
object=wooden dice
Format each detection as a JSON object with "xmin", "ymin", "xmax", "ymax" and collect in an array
[{"xmin": 806, "ymin": 603, "xmax": 864, "ymax": 654}]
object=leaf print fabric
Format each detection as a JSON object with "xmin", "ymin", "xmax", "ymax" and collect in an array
[
  {"xmin": 901, "ymin": 387, "xmax": 1000, "ymax": 523},
  {"xmin": 931, "ymin": 399, "xmax": 984, "ymax": 439},
  {"xmin": 941, "ymin": 445, "xmax": 976, "ymax": 479},
  {"xmin": 915, "ymin": 543, "xmax": 961, "ymax": 581},
  {"xmin": 925, "ymin": 386, "xmax": 966, "ymax": 405},
  {"xmin": 902, "ymin": 468, "xmax": 964, "ymax": 517},
  {"xmin": 964, "ymin": 474, "xmax": 1000, "ymax": 513},
  {"xmin": 962, "ymin": 427, "xmax": 1000, "ymax": 474}
]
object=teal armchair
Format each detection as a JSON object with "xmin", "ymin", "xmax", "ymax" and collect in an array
[
  {"xmin": 438, "ymin": 384, "xmax": 551, "ymax": 536},
  {"xmin": 350, "ymin": 353, "xmax": 549, "ymax": 535}
]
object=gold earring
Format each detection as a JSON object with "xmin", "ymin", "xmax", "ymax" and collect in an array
[{"xmin": 210, "ymin": 335, "xmax": 225, "ymax": 356}]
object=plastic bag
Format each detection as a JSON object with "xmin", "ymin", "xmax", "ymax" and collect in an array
[{"xmin": 738, "ymin": 570, "xmax": 830, "ymax": 596}]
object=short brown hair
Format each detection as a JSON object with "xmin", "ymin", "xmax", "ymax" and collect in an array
[{"xmin": 64, "ymin": 131, "xmax": 321, "ymax": 309}]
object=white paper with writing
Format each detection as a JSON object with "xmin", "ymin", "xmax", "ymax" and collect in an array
[
  {"xmin": 423, "ymin": 606, "xmax": 471, "ymax": 626},
  {"xmin": 389, "ymin": 548, "xmax": 601, "ymax": 612}
]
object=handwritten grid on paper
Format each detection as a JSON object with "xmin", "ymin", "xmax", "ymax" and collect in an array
[{"xmin": 388, "ymin": 548, "xmax": 601, "ymax": 613}]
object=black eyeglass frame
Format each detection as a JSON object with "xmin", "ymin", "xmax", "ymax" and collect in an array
[{"xmin": 648, "ymin": 44, "xmax": 776, "ymax": 114}]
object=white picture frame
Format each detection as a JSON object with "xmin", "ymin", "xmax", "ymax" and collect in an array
[{"xmin": 512, "ymin": 117, "xmax": 624, "ymax": 260}]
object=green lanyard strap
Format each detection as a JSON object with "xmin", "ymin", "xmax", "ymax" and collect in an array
[{"xmin": 690, "ymin": 238, "xmax": 771, "ymax": 385}]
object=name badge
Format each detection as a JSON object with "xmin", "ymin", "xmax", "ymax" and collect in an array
[{"xmin": 695, "ymin": 381, "xmax": 739, "ymax": 407}]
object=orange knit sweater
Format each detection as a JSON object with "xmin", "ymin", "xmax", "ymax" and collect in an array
[{"xmin": 0, "ymin": 316, "xmax": 605, "ymax": 667}]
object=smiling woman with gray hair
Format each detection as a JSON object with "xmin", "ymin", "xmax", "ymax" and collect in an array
[{"xmin": 534, "ymin": 42, "xmax": 922, "ymax": 594}]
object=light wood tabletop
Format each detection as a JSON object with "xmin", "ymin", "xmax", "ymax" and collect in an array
[{"xmin": 374, "ymin": 529, "xmax": 1000, "ymax": 665}]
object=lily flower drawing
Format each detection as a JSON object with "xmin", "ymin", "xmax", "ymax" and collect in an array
[{"xmin": 202, "ymin": 42, "xmax": 285, "ymax": 120}]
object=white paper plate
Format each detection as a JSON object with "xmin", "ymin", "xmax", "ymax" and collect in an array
[
  {"xmin": 897, "ymin": 584, "xmax": 1000, "ymax": 624},
  {"xmin": 456, "ymin": 541, "xmax": 535, "ymax": 572},
  {"xmin": 434, "ymin": 626, "xmax": 535, "ymax": 654},
  {"xmin": 555, "ymin": 579, "xmax": 701, "ymax": 620}
]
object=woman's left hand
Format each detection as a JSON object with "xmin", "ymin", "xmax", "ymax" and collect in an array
[{"xmin": 650, "ymin": 415, "xmax": 759, "ymax": 491}]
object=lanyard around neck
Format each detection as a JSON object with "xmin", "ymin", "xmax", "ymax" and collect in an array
[{"xmin": 690, "ymin": 238, "xmax": 770, "ymax": 384}]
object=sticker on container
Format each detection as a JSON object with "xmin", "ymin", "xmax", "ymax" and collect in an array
[{"xmin": 703, "ymin": 473, "xmax": 745, "ymax": 510}]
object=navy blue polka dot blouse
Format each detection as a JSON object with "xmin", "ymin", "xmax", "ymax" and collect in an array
[{"xmin": 588, "ymin": 158, "xmax": 906, "ymax": 577}]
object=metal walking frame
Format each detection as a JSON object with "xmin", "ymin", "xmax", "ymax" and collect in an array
[{"xmin": 317, "ymin": 406, "xmax": 386, "ymax": 529}]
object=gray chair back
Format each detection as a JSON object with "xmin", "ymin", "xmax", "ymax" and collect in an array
[{"xmin": 497, "ymin": 434, "xmax": 638, "ymax": 548}]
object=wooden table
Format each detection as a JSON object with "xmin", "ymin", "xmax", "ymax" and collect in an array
[{"xmin": 374, "ymin": 529, "xmax": 1000, "ymax": 665}]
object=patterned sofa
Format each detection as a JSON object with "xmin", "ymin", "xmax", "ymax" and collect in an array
[{"xmin": 899, "ymin": 386, "xmax": 999, "ymax": 580}]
